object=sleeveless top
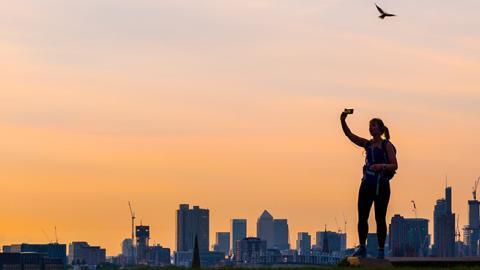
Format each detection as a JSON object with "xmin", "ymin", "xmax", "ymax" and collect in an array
[{"xmin": 362, "ymin": 140, "xmax": 389, "ymax": 186}]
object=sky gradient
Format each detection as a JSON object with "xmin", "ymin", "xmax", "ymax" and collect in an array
[{"xmin": 1, "ymin": 0, "xmax": 479, "ymax": 255}]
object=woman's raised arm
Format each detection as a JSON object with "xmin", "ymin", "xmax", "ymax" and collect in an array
[{"xmin": 340, "ymin": 112, "xmax": 369, "ymax": 148}]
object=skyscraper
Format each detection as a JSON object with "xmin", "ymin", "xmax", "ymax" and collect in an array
[
  {"xmin": 273, "ymin": 219, "xmax": 289, "ymax": 251},
  {"xmin": 231, "ymin": 219, "xmax": 247, "ymax": 255},
  {"xmin": 257, "ymin": 210, "xmax": 274, "ymax": 249},
  {"xmin": 433, "ymin": 186, "xmax": 455, "ymax": 257},
  {"xmin": 213, "ymin": 232, "xmax": 230, "ymax": 256},
  {"xmin": 136, "ymin": 225, "xmax": 150, "ymax": 264},
  {"xmin": 296, "ymin": 232, "xmax": 311, "ymax": 256},
  {"xmin": 176, "ymin": 204, "xmax": 210, "ymax": 252},
  {"xmin": 389, "ymin": 214, "xmax": 429, "ymax": 257}
]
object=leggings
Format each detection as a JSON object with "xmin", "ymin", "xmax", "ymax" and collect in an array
[{"xmin": 357, "ymin": 180, "xmax": 390, "ymax": 248}]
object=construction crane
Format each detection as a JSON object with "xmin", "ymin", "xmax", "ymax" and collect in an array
[
  {"xmin": 128, "ymin": 201, "xmax": 136, "ymax": 264},
  {"xmin": 411, "ymin": 200, "xmax": 417, "ymax": 218},
  {"xmin": 342, "ymin": 213, "xmax": 347, "ymax": 237},
  {"xmin": 473, "ymin": 177, "xmax": 480, "ymax": 200},
  {"xmin": 41, "ymin": 228, "xmax": 52, "ymax": 243},
  {"xmin": 128, "ymin": 201, "xmax": 136, "ymax": 242},
  {"xmin": 335, "ymin": 218, "xmax": 341, "ymax": 233}
]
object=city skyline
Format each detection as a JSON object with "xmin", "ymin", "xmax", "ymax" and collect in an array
[
  {"xmin": 1, "ymin": 188, "xmax": 475, "ymax": 257},
  {"xmin": 1, "ymin": 0, "xmax": 479, "ymax": 256}
]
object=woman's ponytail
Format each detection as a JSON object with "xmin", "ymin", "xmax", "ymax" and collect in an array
[{"xmin": 383, "ymin": 126, "xmax": 390, "ymax": 140}]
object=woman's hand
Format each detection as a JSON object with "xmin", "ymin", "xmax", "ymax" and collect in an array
[{"xmin": 369, "ymin": 164, "xmax": 384, "ymax": 172}]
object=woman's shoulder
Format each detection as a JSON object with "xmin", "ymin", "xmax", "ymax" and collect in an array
[{"xmin": 383, "ymin": 139, "xmax": 397, "ymax": 152}]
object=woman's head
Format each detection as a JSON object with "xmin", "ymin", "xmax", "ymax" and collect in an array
[{"xmin": 369, "ymin": 118, "xmax": 390, "ymax": 140}]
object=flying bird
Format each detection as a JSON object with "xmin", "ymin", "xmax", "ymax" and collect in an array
[{"xmin": 375, "ymin": 4, "xmax": 396, "ymax": 19}]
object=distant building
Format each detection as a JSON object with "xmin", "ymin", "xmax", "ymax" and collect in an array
[
  {"xmin": 0, "ymin": 252, "xmax": 64, "ymax": 270},
  {"xmin": 68, "ymin": 242, "xmax": 106, "ymax": 267},
  {"xmin": 176, "ymin": 204, "xmax": 209, "ymax": 253},
  {"xmin": 174, "ymin": 251, "xmax": 224, "ymax": 267},
  {"xmin": 121, "ymin": 239, "xmax": 134, "ymax": 265},
  {"xmin": 433, "ymin": 186, "xmax": 455, "ymax": 257},
  {"xmin": 235, "ymin": 237, "xmax": 267, "ymax": 265},
  {"xmin": 273, "ymin": 219, "xmax": 289, "ymax": 251},
  {"xmin": 213, "ymin": 232, "xmax": 230, "ymax": 256},
  {"xmin": 231, "ymin": 219, "xmax": 247, "ymax": 256},
  {"xmin": 389, "ymin": 214, "xmax": 429, "ymax": 257},
  {"xmin": 2, "ymin": 243, "xmax": 67, "ymax": 267},
  {"xmin": 316, "ymin": 231, "xmax": 342, "ymax": 253},
  {"xmin": 135, "ymin": 225, "xmax": 150, "ymax": 264},
  {"xmin": 296, "ymin": 232, "xmax": 311, "ymax": 256},
  {"xmin": 257, "ymin": 210, "xmax": 275, "ymax": 249},
  {"xmin": 147, "ymin": 245, "xmax": 170, "ymax": 266},
  {"xmin": 464, "ymin": 199, "xmax": 480, "ymax": 256},
  {"xmin": 366, "ymin": 233, "xmax": 378, "ymax": 257}
]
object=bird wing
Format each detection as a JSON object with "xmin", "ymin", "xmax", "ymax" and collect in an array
[{"xmin": 375, "ymin": 4, "xmax": 385, "ymax": 15}]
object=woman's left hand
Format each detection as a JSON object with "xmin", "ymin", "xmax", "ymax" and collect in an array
[{"xmin": 369, "ymin": 164, "xmax": 384, "ymax": 172}]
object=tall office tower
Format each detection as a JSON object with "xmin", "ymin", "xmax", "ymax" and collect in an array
[
  {"xmin": 231, "ymin": 219, "xmax": 247, "ymax": 256},
  {"xmin": 136, "ymin": 225, "xmax": 150, "ymax": 264},
  {"xmin": 257, "ymin": 210, "xmax": 274, "ymax": 249},
  {"xmin": 213, "ymin": 232, "xmax": 230, "ymax": 256},
  {"xmin": 433, "ymin": 186, "xmax": 455, "ymax": 257},
  {"xmin": 389, "ymin": 214, "xmax": 429, "ymax": 257},
  {"xmin": 296, "ymin": 232, "xmax": 311, "ymax": 256},
  {"xmin": 273, "ymin": 219, "xmax": 289, "ymax": 251},
  {"xmin": 176, "ymin": 204, "xmax": 210, "ymax": 252}
]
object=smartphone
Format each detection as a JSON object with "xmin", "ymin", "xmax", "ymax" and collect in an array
[{"xmin": 344, "ymin": 108, "xmax": 354, "ymax": 114}]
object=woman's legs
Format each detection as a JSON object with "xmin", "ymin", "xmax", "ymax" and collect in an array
[
  {"xmin": 374, "ymin": 182, "xmax": 391, "ymax": 249},
  {"xmin": 357, "ymin": 181, "xmax": 375, "ymax": 246}
]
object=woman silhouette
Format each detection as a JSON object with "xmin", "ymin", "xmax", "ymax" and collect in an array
[{"xmin": 340, "ymin": 110, "xmax": 398, "ymax": 259}]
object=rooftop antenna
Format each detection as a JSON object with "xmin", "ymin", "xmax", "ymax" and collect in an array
[
  {"xmin": 456, "ymin": 214, "xmax": 461, "ymax": 242},
  {"xmin": 342, "ymin": 213, "xmax": 347, "ymax": 236},
  {"xmin": 54, "ymin": 226, "xmax": 58, "ymax": 244}
]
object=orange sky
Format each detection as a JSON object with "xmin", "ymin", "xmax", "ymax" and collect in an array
[{"xmin": 0, "ymin": 1, "xmax": 479, "ymax": 255}]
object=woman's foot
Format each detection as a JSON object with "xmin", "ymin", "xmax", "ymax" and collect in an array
[
  {"xmin": 352, "ymin": 245, "xmax": 366, "ymax": 258},
  {"xmin": 377, "ymin": 248, "xmax": 385, "ymax": 259}
]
